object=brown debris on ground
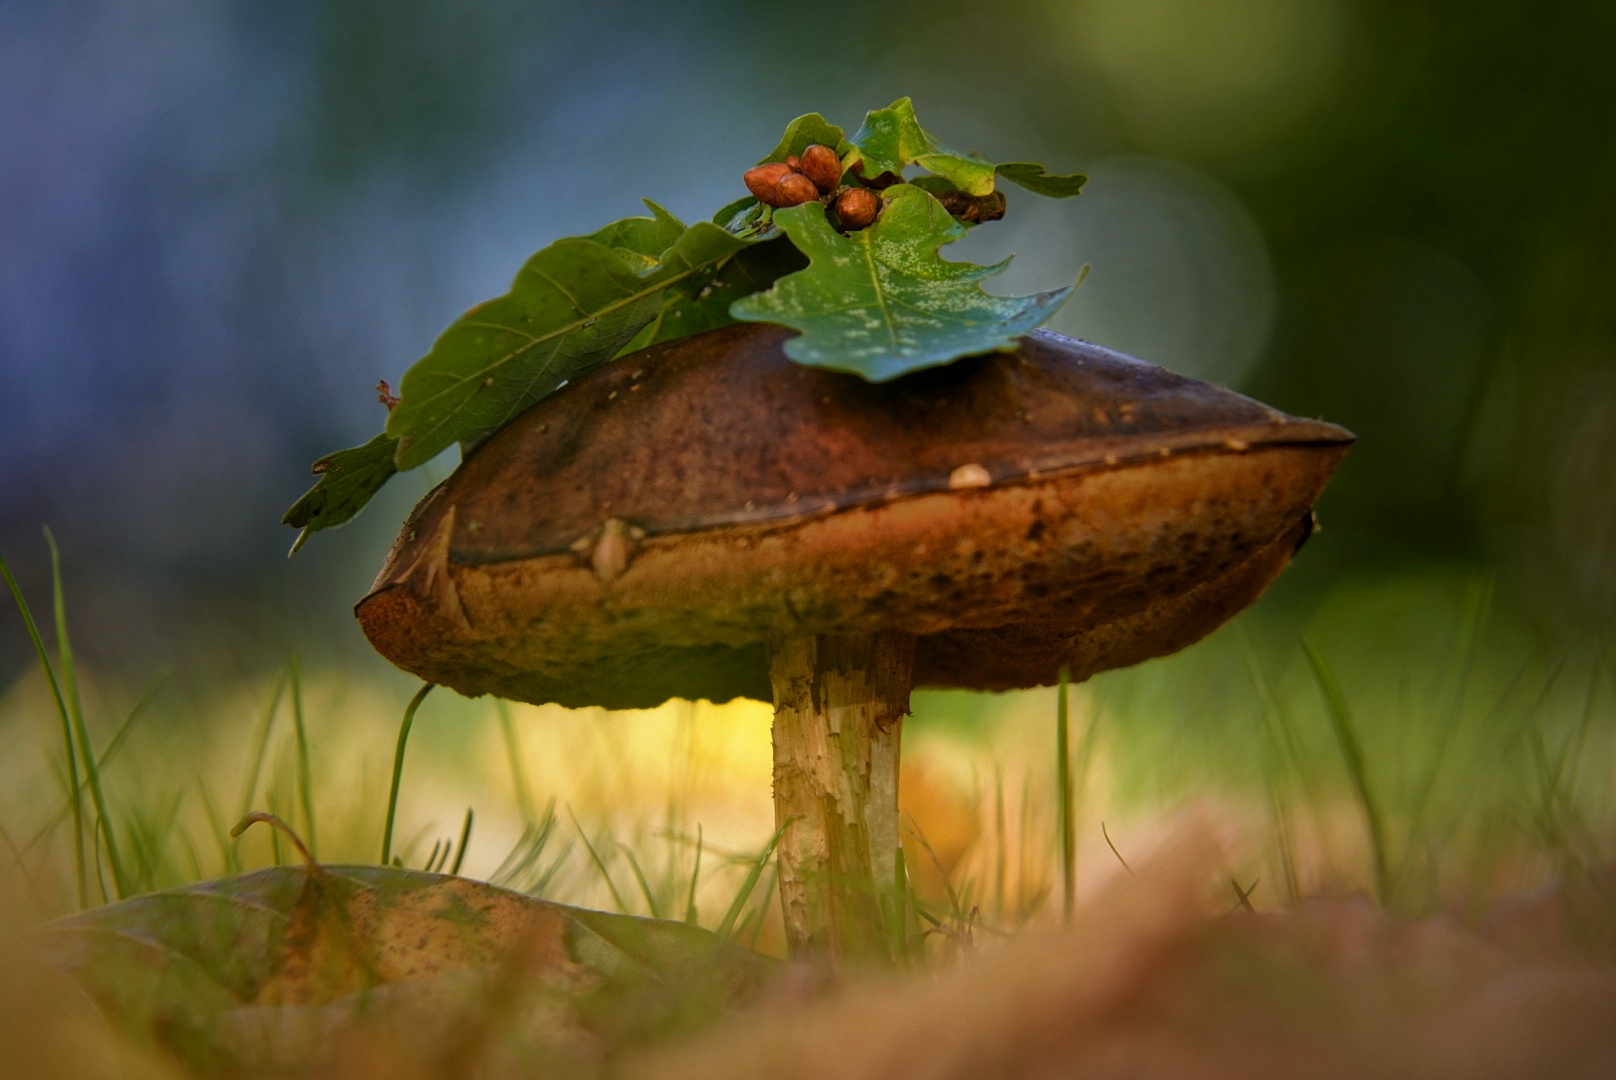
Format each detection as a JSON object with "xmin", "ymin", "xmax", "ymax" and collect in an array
[{"xmin": 629, "ymin": 824, "xmax": 1616, "ymax": 1080}]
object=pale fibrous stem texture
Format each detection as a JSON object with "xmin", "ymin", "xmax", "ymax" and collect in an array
[{"xmin": 767, "ymin": 631, "xmax": 913, "ymax": 959}]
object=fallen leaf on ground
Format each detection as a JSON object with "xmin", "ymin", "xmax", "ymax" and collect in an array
[{"xmin": 27, "ymin": 864, "xmax": 772, "ymax": 1076}]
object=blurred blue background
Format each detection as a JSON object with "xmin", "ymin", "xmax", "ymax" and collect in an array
[{"xmin": 3, "ymin": 0, "xmax": 1614, "ymax": 684}]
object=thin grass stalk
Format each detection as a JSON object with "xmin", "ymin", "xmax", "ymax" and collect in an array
[
  {"xmin": 1561, "ymin": 659, "xmax": 1605, "ymax": 806},
  {"xmin": 44, "ymin": 531, "xmax": 129, "ymax": 899},
  {"xmin": 1071, "ymin": 682, "xmax": 1104, "ymax": 898},
  {"xmin": 26, "ymin": 671, "xmax": 167, "ymax": 858},
  {"xmin": 717, "ymin": 821, "xmax": 788, "ymax": 942},
  {"xmin": 196, "ymin": 777, "xmax": 240, "ymax": 874},
  {"xmin": 1402, "ymin": 578, "xmax": 1493, "ymax": 861},
  {"xmin": 1237, "ymin": 628, "xmax": 1302, "ymax": 903},
  {"xmin": 1017, "ymin": 772, "xmax": 1034, "ymax": 926},
  {"xmin": 381, "ymin": 683, "xmax": 435, "ymax": 866},
  {"xmin": 0, "ymin": 821, "xmax": 51, "ymax": 914},
  {"xmin": 618, "ymin": 842, "xmax": 663, "ymax": 919},
  {"xmin": 683, "ymin": 824, "xmax": 703, "ymax": 924},
  {"xmin": 491, "ymin": 802, "xmax": 557, "ymax": 887},
  {"xmin": 906, "ymin": 812, "xmax": 965, "ymax": 925},
  {"xmin": 2, "ymin": 550, "xmax": 87, "ymax": 907},
  {"xmin": 495, "ymin": 699, "xmax": 536, "ymax": 824},
  {"xmin": 1305, "ymin": 640, "xmax": 1390, "ymax": 903},
  {"xmin": 124, "ymin": 788, "xmax": 184, "ymax": 892},
  {"xmin": 993, "ymin": 761, "xmax": 1006, "ymax": 923},
  {"xmin": 1101, "ymin": 821, "xmax": 1133, "ymax": 875},
  {"xmin": 530, "ymin": 838, "xmax": 573, "ymax": 896},
  {"xmin": 449, "ymin": 807, "xmax": 474, "ymax": 876},
  {"xmin": 1056, "ymin": 664, "xmax": 1074, "ymax": 924},
  {"xmin": 571, "ymin": 808, "xmax": 632, "ymax": 914},
  {"xmin": 265, "ymin": 788, "xmax": 285, "ymax": 866},
  {"xmin": 743, "ymin": 872, "xmax": 778, "ymax": 950},
  {"xmin": 178, "ymin": 831, "xmax": 204, "ymax": 882},
  {"xmin": 239, "ymin": 674, "xmax": 284, "ymax": 819},
  {"xmin": 887, "ymin": 847, "xmax": 911, "ymax": 967},
  {"xmin": 91, "ymin": 814, "xmax": 110, "ymax": 902},
  {"xmin": 288, "ymin": 652, "xmax": 318, "ymax": 859}
]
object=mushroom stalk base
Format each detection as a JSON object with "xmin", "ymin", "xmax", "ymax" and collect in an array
[{"xmin": 768, "ymin": 631, "xmax": 914, "ymax": 959}]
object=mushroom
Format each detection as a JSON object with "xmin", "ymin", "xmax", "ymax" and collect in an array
[{"xmin": 356, "ymin": 322, "xmax": 1352, "ymax": 958}]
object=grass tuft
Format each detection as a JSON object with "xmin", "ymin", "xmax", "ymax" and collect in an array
[
  {"xmin": 2, "ymin": 546, "xmax": 88, "ymax": 907},
  {"xmin": 716, "ymin": 822, "xmax": 787, "ymax": 944},
  {"xmin": 380, "ymin": 682, "xmax": 435, "ymax": 866},
  {"xmin": 1304, "ymin": 640, "xmax": 1390, "ymax": 903},
  {"xmin": 288, "ymin": 652, "xmax": 318, "ymax": 860}
]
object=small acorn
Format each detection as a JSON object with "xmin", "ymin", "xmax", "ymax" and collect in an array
[
  {"xmin": 743, "ymin": 162, "xmax": 797, "ymax": 201},
  {"xmin": 770, "ymin": 172, "xmax": 821, "ymax": 207},
  {"xmin": 799, "ymin": 144, "xmax": 843, "ymax": 193},
  {"xmin": 834, "ymin": 187, "xmax": 880, "ymax": 230}
]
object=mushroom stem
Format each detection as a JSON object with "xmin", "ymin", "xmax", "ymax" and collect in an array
[{"xmin": 768, "ymin": 630, "xmax": 914, "ymax": 959}]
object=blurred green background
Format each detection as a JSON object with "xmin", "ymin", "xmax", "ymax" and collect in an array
[{"xmin": 2, "ymin": 1, "xmax": 1612, "ymax": 741}]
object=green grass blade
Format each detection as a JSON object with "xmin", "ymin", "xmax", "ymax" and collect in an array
[
  {"xmin": 743, "ymin": 873, "xmax": 777, "ymax": 950},
  {"xmin": 1, "ymin": 821, "xmax": 51, "ymax": 914},
  {"xmin": 886, "ymin": 846, "xmax": 915, "ymax": 966},
  {"xmin": 491, "ymin": 807, "xmax": 556, "ymax": 887},
  {"xmin": 22, "ymin": 666, "xmax": 162, "ymax": 860},
  {"xmin": 287, "ymin": 652, "xmax": 317, "ymax": 860},
  {"xmin": 531, "ymin": 838, "xmax": 573, "ymax": 896},
  {"xmin": 992, "ymin": 761, "xmax": 1006, "ymax": 923},
  {"xmin": 94, "ymin": 671, "xmax": 165, "ymax": 768},
  {"xmin": 1056, "ymin": 664, "xmax": 1074, "ymax": 924},
  {"xmin": 1101, "ymin": 821, "xmax": 1133, "ymax": 875},
  {"xmin": 1402, "ymin": 578, "xmax": 1494, "ymax": 857},
  {"xmin": 449, "ymin": 807, "xmax": 474, "ymax": 876},
  {"xmin": 1304, "ymin": 640, "xmax": 1390, "ymax": 903},
  {"xmin": 618, "ymin": 842, "xmax": 664, "ymax": 919},
  {"xmin": 238, "ymin": 673, "xmax": 285, "ymax": 819},
  {"xmin": 1017, "ymin": 772, "xmax": 1035, "ymax": 927},
  {"xmin": 2, "ymin": 549, "xmax": 87, "ymax": 907},
  {"xmin": 381, "ymin": 683, "xmax": 435, "ymax": 866},
  {"xmin": 570, "ymin": 808, "xmax": 632, "ymax": 914},
  {"xmin": 683, "ymin": 824, "xmax": 703, "ymax": 924},
  {"xmin": 195, "ymin": 777, "xmax": 240, "ymax": 875},
  {"xmin": 1237, "ymin": 628, "xmax": 1302, "ymax": 905},
  {"xmin": 495, "ymin": 699, "xmax": 536, "ymax": 824},
  {"xmin": 905, "ymin": 812, "xmax": 964, "ymax": 924},
  {"xmin": 91, "ymin": 814, "xmax": 111, "ymax": 903},
  {"xmin": 44, "ymin": 530, "xmax": 129, "ymax": 899},
  {"xmin": 716, "ymin": 821, "xmax": 788, "ymax": 942}
]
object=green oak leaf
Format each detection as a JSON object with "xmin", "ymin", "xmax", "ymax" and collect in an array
[
  {"xmin": 383, "ymin": 204, "xmax": 766, "ymax": 470},
  {"xmin": 712, "ymin": 194, "xmax": 761, "ymax": 228},
  {"xmin": 729, "ymin": 184, "xmax": 1077, "ymax": 381},
  {"xmin": 585, "ymin": 198, "xmax": 686, "ymax": 264},
  {"xmin": 616, "ymin": 237, "xmax": 809, "ymax": 355},
  {"xmin": 759, "ymin": 112, "xmax": 850, "ymax": 164},
  {"xmin": 993, "ymin": 161, "xmax": 1088, "ymax": 198},
  {"xmin": 849, "ymin": 98, "xmax": 1085, "ymax": 199},
  {"xmin": 280, "ymin": 433, "xmax": 400, "ymax": 551},
  {"xmin": 286, "ymin": 103, "xmax": 1089, "ymax": 550}
]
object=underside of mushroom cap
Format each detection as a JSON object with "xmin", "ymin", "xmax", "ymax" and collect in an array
[{"xmin": 357, "ymin": 322, "xmax": 1352, "ymax": 709}]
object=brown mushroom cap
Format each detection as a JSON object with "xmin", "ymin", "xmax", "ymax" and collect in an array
[{"xmin": 357, "ymin": 322, "xmax": 1352, "ymax": 709}]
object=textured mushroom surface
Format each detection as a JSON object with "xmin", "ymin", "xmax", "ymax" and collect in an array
[{"xmin": 357, "ymin": 322, "xmax": 1352, "ymax": 709}]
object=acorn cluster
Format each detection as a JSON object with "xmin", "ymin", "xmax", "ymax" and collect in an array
[{"xmin": 743, "ymin": 144, "xmax": 881, "ymax": 231}]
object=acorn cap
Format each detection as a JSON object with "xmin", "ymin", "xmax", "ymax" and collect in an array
[{"xmin": 357, "ymin": 322, "xmax": 1352, "ymax": 709}]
